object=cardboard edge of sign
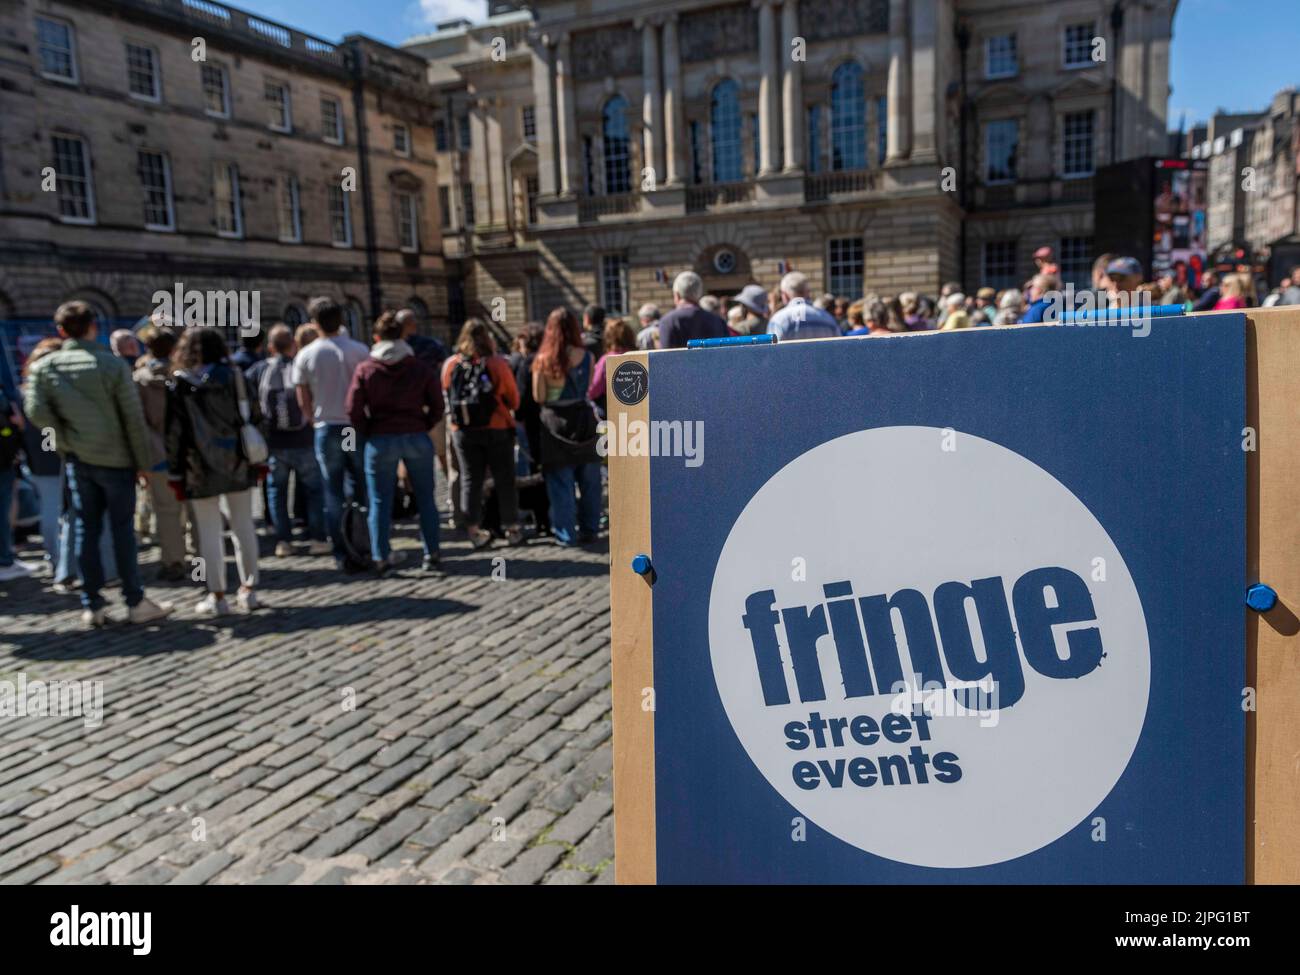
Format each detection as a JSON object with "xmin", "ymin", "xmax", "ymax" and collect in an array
[
  {"xmin": 606, "ymin": 308, "xmax": 1300, "ymax": 885},
  {"xmin": 606, "ymin": 350, "xmax": 656, "ymax": 884}
]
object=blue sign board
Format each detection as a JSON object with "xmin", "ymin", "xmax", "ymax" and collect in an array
[{"xmin": 646, "ymin": 317, "xmax": 1246, "ymax": 883}]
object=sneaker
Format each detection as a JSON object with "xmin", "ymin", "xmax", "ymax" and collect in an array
[
  {"xmin": 0, "ymin": 561, "xmax": 35, "ymax": 582},
  {"xmin": 274, "ymin": 541, "xmax": 293, "ymax": 557},
  {"xmin": 374, "ymin": 552, "xmax": 405, "ymax": 576},
  {"xmin": 194, "ymin": 593, "xmax": 231, "ymax": 617},
  {"xmin": 128, "ymin": 597, "xmax": 174, "ymax": 624},
  {"xmin": 469, "ymin": 528, "xmax": 493, "ymax": 550},
  {"xmin": 307, "ymin": 540, "xmax": 332, "ymax": 556},
  {"xmin": 81, "ymin": 607, "xmax": 107, "ymax": 629},
  {"xmin": 157, "ymin": 562, "xmax": 187, "ymax": 582},
  {"xmin": 236, "ymin": 588, "xmax": 259, "ymax": 612}
]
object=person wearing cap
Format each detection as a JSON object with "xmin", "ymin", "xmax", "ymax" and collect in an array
[
  {"xmin": 1104, "ymin": 257, "xmax": 1144, "ymax": 300},
  {"xmin": 728, "ymin": 284, "xmax": 769, "ymax": 336},
  {"xmin": 1033, "ymin": 246, "xmax": 1058, "ymax": 277},
  {"xmin": 1021, "ymin": 273, "xmax": 1060, "ymax": 324}
]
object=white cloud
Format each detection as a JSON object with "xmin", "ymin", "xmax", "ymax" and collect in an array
[{"xmin": 415, "ymin": 0, "xmax": 485, "ymax": 28}]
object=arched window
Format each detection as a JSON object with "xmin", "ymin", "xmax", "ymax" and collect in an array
[
  {"xmin": 602, "ymin": 96, "xmax": 631, "ymax": 193},
  {"xmin": 710, "ymin": 79, "xmax": 742, "ymax": 183},
  {"xmin": 830, "ymin": 61, "xmax": 866, "ymax": 171}
]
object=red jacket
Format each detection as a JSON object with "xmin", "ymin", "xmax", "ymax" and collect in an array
[{"xmin": 346, "ymin": 343, "xmax": 443, "ymax": 438}]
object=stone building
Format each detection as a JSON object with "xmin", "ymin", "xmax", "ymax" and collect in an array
[
  {"xmin": 1198, "ymin": 89, "xmax": 1300, "ymax": 276},
  {"xmin": 406, "ymin": 0, "xmax": 1175, "ymax": 326},
  {"xmin": 0, "ymin": 0, "xmax": 446, "ymax": 338}
]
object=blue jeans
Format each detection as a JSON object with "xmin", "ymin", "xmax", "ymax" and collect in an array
[
  {"xmin": 314, "ymin": 424, "xmax": 366, "ymax": 561},
  {"xmin": 31, "ymin": 473, "xmax": 63, "ymax": 568},
  {"xmin": 65, "ymin": 459, "xmax": 143, "ymax": 609},
  {"xmin": 0, "ymin": 467, "xmax": 13, "ymax": 568},
  {"xmin": 268, "ymin": 445, "xmax": 325, "ymax": 543},
  {"xmin": 57, "ymin": 507, "xmax": 117, "ymax": 584},
  {"xmin": 545, "ymin": 463, "xmax": 602, "ymax": 545},
  {"xmin": 363, "ymin": 432, "xmax": 440, "ymax": 561}
]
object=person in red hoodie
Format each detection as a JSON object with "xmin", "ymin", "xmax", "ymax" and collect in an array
[{"xmin": 345, "ymin": 311, "xmax": 444, "ymax": 574}]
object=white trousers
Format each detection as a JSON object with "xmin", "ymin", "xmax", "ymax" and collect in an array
[{"xmin": 190, "ymin": 489, "xmax": 259, "ymax": 593}]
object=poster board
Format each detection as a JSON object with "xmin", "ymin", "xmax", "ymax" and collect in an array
[{"xmin": 607, "ymin": 311, "xmax": 1278, "ymax": 884}]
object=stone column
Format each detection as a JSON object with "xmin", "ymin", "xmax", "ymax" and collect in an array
[
  {"xmin": 662, "ymin": 14, "xmax": 685, "ymax": 185},
  {"xmin": 554, "ymin": 33, "xmax": 579, "ymax": 196},
  {"xmin": 470, "ymin": 100, "xmax": 492, "ymax": 227},
  {"xmin": 487, "ymin": 100, "xmax": 506, "ymax": 227},
  {"xmin": 756, "ymin": 0, "xmax": 779, "ymax": 176},
  {"xmin": 780, "ymin": 0, "xmax": 803, "ymax": 172},
  {"xmin": 531, "ymin": 34, "xmax": 558, "ymax": 196},
  {"xmin": 885, "ymin": 0, "xmax": 912, "ymax": 162},
  {"xmin": 639, "ymin": 18, "xmax": 664, "ymax": 186},
  {"xmin": 909, "ymin": 0, "xmax": 938, "ymax": 163}
]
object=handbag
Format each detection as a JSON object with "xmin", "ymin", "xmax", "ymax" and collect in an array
[
  {"xmin": 232, "ymin": 365, "xmax": 269, "ymax": 465},
  {"xmin": 540, "ymin": 398, "xmax": 599, "ymax": 446}
]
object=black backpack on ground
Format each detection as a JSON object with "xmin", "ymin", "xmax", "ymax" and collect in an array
[
  {"xmin": 340, "ymin": 501, "xmax": 372, "ymax": 572},
  {"xmin": 446, "ymin": 357, "xmax": 496, "ymax": 429}
]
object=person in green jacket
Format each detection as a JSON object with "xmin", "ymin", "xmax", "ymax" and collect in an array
[{"xmin": 23, "ymin": 301, "xmax": 172, "ymax": 629}]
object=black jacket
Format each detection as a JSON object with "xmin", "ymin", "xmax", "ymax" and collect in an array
[{"xmin": 165, "ymin": 362, "xmax": 263, "ymax": 499}]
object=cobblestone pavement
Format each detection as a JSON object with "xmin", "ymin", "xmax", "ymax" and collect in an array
[{"xmin": 0, "ymin": 526, "xmax": 614, "ymax": 885}]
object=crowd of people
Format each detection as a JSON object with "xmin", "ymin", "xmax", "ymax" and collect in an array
[
  {"xmin": 0, "ymin": 298, "xmax": 613, "ymax": 626},
  {"xmin": 629, "ymin": 249, "xmax": 1300, "ymax": 350},
  {"xmin": 4, "ymin": 245, "xmax": 1298, "ymax": 625}
]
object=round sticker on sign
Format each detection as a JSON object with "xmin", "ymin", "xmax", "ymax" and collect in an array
[
  {"xmin": 611, "ymin": 361, "xmax": 648, "ymax": 406},
  {"xmin": 707, "ymin": 426, "xmax": 1150, "ymax": 869}
]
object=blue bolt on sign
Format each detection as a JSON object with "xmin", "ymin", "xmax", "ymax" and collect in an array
[{"xmin": 647, "ymin": 316, "xmax": 1246, "ymax": 883}]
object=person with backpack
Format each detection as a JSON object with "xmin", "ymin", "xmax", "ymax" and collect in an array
[
  {"xmin": 531, "ymin": 308, "xmax": 602, "ymax": 547},
  {"xmin": 166, "ymin": 326, "xmax": 265, "ymax": 617},
  {"xmin": 345, "ymin": 311, "xmax": 445, "ymax": 573},
  {"xmin": 441, "ymin": 318, "xmax": 524, "ymax": 550},
  {"xmin": 248, "ymin": 324, "xmax": 328, "ymax": 558}
]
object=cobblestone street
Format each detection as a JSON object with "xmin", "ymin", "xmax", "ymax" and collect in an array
[{"xmin": 0, "ymin": 529, "xmax": 614, "ymax": 885}]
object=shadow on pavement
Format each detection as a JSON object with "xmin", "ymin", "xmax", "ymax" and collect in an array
[{"xmin": 3, "ymin": 594, "xmax": 476, "ymax": 663}]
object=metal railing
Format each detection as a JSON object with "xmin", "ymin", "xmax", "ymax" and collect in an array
[{"xmin": 804, "ymin": 168, "xmax": 879, "ymax": 202}]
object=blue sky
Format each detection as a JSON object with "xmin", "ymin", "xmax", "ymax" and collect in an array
[{"xmin": 260, "ymin": 0, "xmax": 1297, "ymax": 128}]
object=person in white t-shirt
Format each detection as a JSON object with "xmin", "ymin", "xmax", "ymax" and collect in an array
[{"xmin": 292, "ymin": 297, "xmax": 370, "ymax": 569}]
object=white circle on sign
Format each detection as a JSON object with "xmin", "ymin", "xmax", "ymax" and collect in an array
[{"xmin": 707, "ymin": 426, "xmax": 1150, "ymax": 869}]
